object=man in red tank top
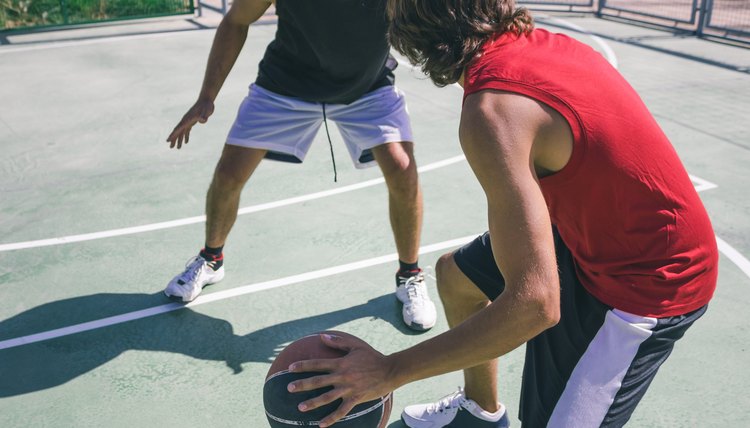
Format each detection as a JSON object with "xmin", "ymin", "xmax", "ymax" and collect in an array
[{"xmin": 285, "ymin": 2, "xmax": 718, "ymax": 427}]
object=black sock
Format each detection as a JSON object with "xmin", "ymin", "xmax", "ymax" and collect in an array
[
  {"xmin": 398, "ymin": 260, "xmax": 420, "ymax": 275},
  {"xmin": 200, "ymin": 245, "xmax": 224, "ymax": 271}
]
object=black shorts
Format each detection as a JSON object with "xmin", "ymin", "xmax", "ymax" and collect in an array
[{"xmin": 454, "ymin": 229, "xmax": 706, "ymax": 428}]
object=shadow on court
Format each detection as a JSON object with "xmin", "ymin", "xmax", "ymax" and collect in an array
[{"xmin": 0, "ymin": 291, "xmax": 419, "ymax": 398}]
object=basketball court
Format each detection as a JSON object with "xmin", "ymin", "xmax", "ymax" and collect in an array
[{"xmin": 0, "ymin": 6, "xmax": 749, "ymax": 427}]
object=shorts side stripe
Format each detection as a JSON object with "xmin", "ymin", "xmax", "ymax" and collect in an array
[
  {"xmin": 547, "ymin": 310, "xmax": 658, "ymax": 428},
  {"xmin": 601, "ymin": 305, "xmax": 707, "ymax": 426}
]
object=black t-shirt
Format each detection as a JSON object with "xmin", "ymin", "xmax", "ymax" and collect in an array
[{"xmin": 255, "ymin": 0, "xmax": 394, "ymax": 104}]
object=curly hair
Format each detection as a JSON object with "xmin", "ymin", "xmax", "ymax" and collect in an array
[{"xmin": 387, "ymin": 0, "xmax": 534, "ymax": 87}]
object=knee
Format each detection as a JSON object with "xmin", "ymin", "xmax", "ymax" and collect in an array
[
  {"xmin": 381, "ymin": 148, "xmax": 414, "ymax": 176},
  {"xmin": 436, "ymin": 252, "xmax": 460, "ymax": 300},
  {"xmin": 383, "ymin": 158, "xmax": 419, "ymax": 199},
  {"xmin": 377, "ymin": 144, "xmax": 419, "ymax": 196},
  {"xmin": 212, "ymin": 159, "xmax": 250, "ymax": 191}
]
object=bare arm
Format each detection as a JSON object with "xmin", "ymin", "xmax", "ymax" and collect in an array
[
  {"xmin": 167, "ymin": 0, "xmax": 272, "ymax": 148},
  {"xmin": 198, "ymin": 0, "xmax": 272, "ymax": 102},
  {"xmin": 289, "ymin": 90, "xmax": 562, "ymax": 427},
  {"xmin": 388, "ymin": 90, "xmax": 562, "ymax": 381}
]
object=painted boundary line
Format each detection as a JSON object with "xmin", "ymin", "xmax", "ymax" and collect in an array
[
  {"xmin": 4, "ymin": 226, "xmax": 746, "ymax": 351},
  {"xmin": 0, "ymin": 19, "xmax": 685, "ymax": 254},
  {"xmin": 0, "ymin": 156, "xmax": 722, "ymax": 255},
  {"xmin": 0, "ymin": 235, "xmax": 475, "ymax": 351},
  {"xmin": 0, "ymin": 155, "xmax": 466, "ymax": 252},
  {"xmin": 537, "ymin": 16, "xmax": 619, "ymax": 69},
  {"xmin": 2, "ymin": 18, "xmax": 748, "ymax": 353},
  {"xmin": 0, "ymin": 29, "xmax": 200, "ymax": 55},
  {"xmin": 716, "ymin": 236, "xmax": 750, "ymax": 279},
  {"xmin": 540, "ymin": 19, "xmax": 750, "ymax": 284},
  {"xmin": 690, "ymin": 174, "xmax": 719, "ymax": 192}
]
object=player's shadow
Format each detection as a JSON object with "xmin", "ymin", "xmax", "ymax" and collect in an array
[{"xmin": 0, "ymin": 291, "xmax": 418, "ymax": 397}]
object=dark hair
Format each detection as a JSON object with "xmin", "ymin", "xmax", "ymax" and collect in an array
[{"xmin": 387, "ymin": 0, "xmax": 534, "ymax": 86}]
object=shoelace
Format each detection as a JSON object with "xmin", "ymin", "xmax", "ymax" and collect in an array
[
  {"xmin": 403, "ymin": 275, "xmax": 426, "ymax": 301},
  {"xmin": 179, "ymin": 256, "xmax": 211, "ymax": 284},
  {"xmin": 426, "ymin": 388, "xmax": 469, "ymax": 415},
  {"xmin": 397, "ymin": 272, "xmax": 428, "ymax": 304}
]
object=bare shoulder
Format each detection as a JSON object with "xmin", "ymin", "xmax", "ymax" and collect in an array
[
  {"xmin": 459, "ymin": 90, "xmax": 542, "ymax": 161},
  {"xmin": 461, "ymin": 90, "xmax": 555, "ymax": 138},
  {"xmin": 460, "ymin": 89, "xmax": 572, "ymax": 175}
]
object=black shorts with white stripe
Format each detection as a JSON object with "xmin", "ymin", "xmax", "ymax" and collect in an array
[{"xmin": 453, "ymin": 228, "xmax": 707, "ymax": 428}]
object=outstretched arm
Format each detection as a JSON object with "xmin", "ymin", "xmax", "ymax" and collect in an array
[
  {"xmin": 288, "ymin": 90, "xmax": 562, "ymax": 427},
  {"xmin": 167, "ymin": 0, "xmax": 273, "ymax": 148}
]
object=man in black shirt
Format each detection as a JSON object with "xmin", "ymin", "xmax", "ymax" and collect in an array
[{"xmin": 164, "ymin": 0, "xmax": 436, "ymax": 331}]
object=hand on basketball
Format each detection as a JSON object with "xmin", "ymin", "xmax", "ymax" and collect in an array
[
  {"xmin": 287, "ymin": 333, "xmax": 396, "ymax": 427},
  {"xmin": 167, "ymin": 98, "xmax": 215, "ymax": 149}
]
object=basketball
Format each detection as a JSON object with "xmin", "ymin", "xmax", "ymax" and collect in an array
[{"xmin": 263, "ymin": 331, "xmax": 392, "ymax": 427}]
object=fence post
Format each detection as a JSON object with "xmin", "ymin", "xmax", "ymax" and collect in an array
[
  {"xmin": 60, "ymin": 0, "xmax": 69, "ymax": 24},
  {"xmin": 696, "ymin": 0, "xmax": 710, "ymax": 38}
]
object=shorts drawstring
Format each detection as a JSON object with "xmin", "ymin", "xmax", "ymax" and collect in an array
[{"xmin": 321, "ymin": 103, "xmax": 338, "ymax": 183}]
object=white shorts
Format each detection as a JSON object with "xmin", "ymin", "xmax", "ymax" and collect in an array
[{"xmin": 225, "ymin": 83, "xmax": 413, "ymax": 169}]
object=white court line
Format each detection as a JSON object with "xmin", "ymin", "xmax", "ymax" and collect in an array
[
  {"xmin": 539, "ymin": 16, "xmax": 619, "ymax": 69},
  {"xmin": 3, "ymin": 19, "xmax": 748, "ymax": 353},
  {"xmin": 0, "ymin": 18, "xmax": 627, "ymax": 253},
  {"xmin": 0, "ymin": 235, "xmax": 475, "ymax": 351},
  {"xmin": 542, "ymin": 19, "xmax": 748, "ymax": 284},
  {"xmin": 716, "ymin": 236, "xmax": 750, "ymax": 279},
  {"xmin": 0, "ymin": 27, "xmax": 204, "ymax": 55},
  {"xmin": 393, "ymin": 16, "xmax": 619, "ymax": 72},
  {"xmin": 0, "ymin": 155, "xmax": 466, "ymax": 252},
  {"xmin": 690, "ymin": 174, "xmax": 718, "ymax": 192}
]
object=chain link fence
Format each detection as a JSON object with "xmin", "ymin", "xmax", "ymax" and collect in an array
[
  {"xmin": 1, "ymin": 0, "xmax": 194, "ymax": 31},
  {"xmin": 700, "ymin": 0, "xmax": 750, "ymax": 40},
  {"xmin": 2, "ymin": 0, "xmax": 747, "ymax": 46},
  {"xmin": 519, "ymin": 0, "xmax": 750, "ymax": 45}
]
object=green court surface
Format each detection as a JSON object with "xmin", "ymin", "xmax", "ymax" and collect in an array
[{"xmin": 1, "ymin": 10, "xmax": 749, "ymax": 428}]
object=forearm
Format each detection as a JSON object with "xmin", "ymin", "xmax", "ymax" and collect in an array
[
  {"xmin": 198, "ymin": 18, "xmax": 250, "ymax": 102},
  {"xmin": 388, "ymin": 210, "xmax": 559, "ymax": 389},
  {"xmin": 387, "ymin": 290, "xmax": 556, "ymax": 389}
]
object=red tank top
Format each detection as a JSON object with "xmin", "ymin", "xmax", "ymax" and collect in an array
[{"xmin": 463, "ymin": 29, "xmax": 717, "ymax": 317}]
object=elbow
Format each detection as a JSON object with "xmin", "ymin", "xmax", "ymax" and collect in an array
[
  {"xmin": 539, "ymin": 296, "xmax": 560, "ymax": 329},
  {"xmin": 530, "ymin": 281, "xmax": 561, "ymax": 331}
]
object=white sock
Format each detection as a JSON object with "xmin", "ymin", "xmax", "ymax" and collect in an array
[{"xmin": 466, "ymin": 400, "xmax": 506, "ymax": 422}]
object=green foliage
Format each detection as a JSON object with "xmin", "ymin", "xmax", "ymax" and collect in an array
[{"xmin": 1, "ymin": 0, "xmax": 193, "ymax": 30}]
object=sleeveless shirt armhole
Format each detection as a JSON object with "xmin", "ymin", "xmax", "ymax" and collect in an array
[{"xmin": 463, "ymin": 79, "xmax": 587, "ymax": 187}]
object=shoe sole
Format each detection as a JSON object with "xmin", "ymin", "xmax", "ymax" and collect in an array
[
  {"xmin": 164, "ymin": 273, "xmax": 225, "ymax": 303},
  {"xmin": 395, "ymin": 294, "xmax": 436, "ymax": 332},
  {"xmin": 406, "ymin": 321, "xmax": 434, "ymax": 332},
  {"xmin": 401, "ymin": 415, "xmax": 432, "ymax": 428},
  {"xmin": 402, "ymin": 411, "xmax": 509, "ymax": 428},
  {"xmin": 165, "ymin": 291, "xmax": 207, "ymax": 303},
  {"xmin": 164, "ymin": 282, "xmax": 214, "ymax": 303}
]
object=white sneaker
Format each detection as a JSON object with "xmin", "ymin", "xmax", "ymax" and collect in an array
[
  {"xmin": 395, "ymin": 270, "xmax": 437, "ymax": 331},
  {"xmin": 164, "ymin": 256, "xmax": 225, "ymax": 302},
  {"xmin": 402, "ymin": 388, "xmax": 510, "ymax": 428}
]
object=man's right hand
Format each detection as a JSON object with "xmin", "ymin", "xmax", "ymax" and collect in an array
[
  {"xmin": 165, "ymin": 0, "xmax": 272, "ymax": 150},
  {"xmin": 167, "ymin": 98, "xmax": 215, "ymax": 149}
]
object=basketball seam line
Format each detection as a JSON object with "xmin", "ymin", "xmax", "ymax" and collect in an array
[{"xmin": 264, "ymin": 394, "xmax": 389, "ymax": 425}]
